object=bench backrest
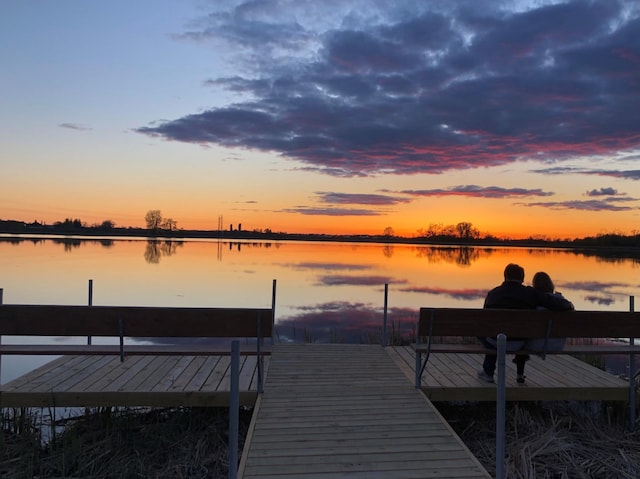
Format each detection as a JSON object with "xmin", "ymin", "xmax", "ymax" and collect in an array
[
  {"xmin": 418, "ymin": 308, "xmax": 640, "ymax": 339},
  {"xmin": 0, "ymin": 305, "xmax": 273, "ymax": 338}
]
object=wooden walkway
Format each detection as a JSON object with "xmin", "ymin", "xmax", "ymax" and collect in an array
[
  {"xmin": 0, "ymin": 353, "xmax": 269, "ymax": 407},
  {"xmin": 238, "ymin": 344, "xmax": 490, "ymax": 479}
]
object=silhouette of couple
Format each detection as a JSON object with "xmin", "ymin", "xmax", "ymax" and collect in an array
[{"xmin": 478, "ymin": 263, "xmax": 574, "ymax": 384}]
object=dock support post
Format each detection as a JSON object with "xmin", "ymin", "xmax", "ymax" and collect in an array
[
  {"xmin": 630, "ymin": 296, "xmax": 636, "ymax": 432},
  {"xmin": 496, "ymin": 333, "xmax": 507, "ymax": 479},
  {"xmin": 382, "ymin": 283, "xmax": 388, "ymax": 347},
  {"xmin": 229, "ymin": 340, "xmax": 240, "ymax": 479}
]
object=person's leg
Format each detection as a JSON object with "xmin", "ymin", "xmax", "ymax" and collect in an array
[
  {"xmin": 477, "ymin": 337, "xmax": 496, "ymax": 382},
  {"xmin": 483, "ymin": 353, "xmax": 497, "ymax": 375},
  {"xmin": 514, "ymin": 354, "xmax": 530, "ymax": 383}
]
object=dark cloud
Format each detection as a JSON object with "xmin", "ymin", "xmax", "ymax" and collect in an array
[
  {"xmin": 138, "ymin": 1, "xmax": 640, "ymax": 177},
  {"xmin": 520, "ymin": 199, "xmax": 635, "ymax": 211},
  {"xmin": 281, "ymin": 206, "xmax": 382, "ymax": 216},
  {"xmin": 535, "ymin": 167, "xmax": 640, "ymax": 180},
  {"xmin": 400, "ymin": 185, "xmax": 553, "ymax": 199},
  {"xmin": 59, "ymin": 123, "xmax": 92, "ymax": 131},
  {"xmin": 585, "ymin": 187, "xmax": 621, "ymax": 197},
  {"xmin": 316, "ymin": 192, "xmax": 411, "ymax": 205},
  {"xmin": 583, "ymin": 170, "xmax": 640, "ymax": 181}
]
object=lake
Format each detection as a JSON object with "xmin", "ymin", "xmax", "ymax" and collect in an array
[{"xmin": 1, "ymin": 235, "xmax": 638, "ymax": 383}]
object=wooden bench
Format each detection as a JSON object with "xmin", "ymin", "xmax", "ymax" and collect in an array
[
  {"xmin": 414, "ymin": 307, "xmax": 640, "ymax": 398},
  {"xmin": 0, "ymin": 304, "xmax": 274, "ymax": 392}
]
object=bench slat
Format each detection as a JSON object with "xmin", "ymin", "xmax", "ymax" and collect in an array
[
  {"xmin": 0, "ymin": 305, "xmax": 273, "ymax": 338},
  {"xmin": 419, "ymin": 308, "xmax": 640, "ymax": 338},
  {"xmin": 0, "ymin": 344, "xmax": 273, "ymax": 356}
]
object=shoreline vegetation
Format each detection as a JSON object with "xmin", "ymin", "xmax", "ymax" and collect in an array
[
  {"xmin": 2, "ymin": 401, "xmax": 638, "ymax": 478},
  {"xmin": 1, "ymin": 219, "xmax": 639, "ymax": 257}
]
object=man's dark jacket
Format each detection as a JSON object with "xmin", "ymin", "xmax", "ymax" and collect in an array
[{"xmin": 484, "ymin": 281, "xmax": 574, "ymax": 310}]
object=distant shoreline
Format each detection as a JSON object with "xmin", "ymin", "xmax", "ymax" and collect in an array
[{"xmin": 1, "ymin": 226, "xmax": 639, "ymax": 259}]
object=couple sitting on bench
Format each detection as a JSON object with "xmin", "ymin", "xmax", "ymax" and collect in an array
[{"xmin": 478, "ymin": 263, "xmax": 574, "ymax": 384}]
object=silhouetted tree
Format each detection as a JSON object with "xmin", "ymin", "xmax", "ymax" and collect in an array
[
  {"xmin": 455, "ymin": 222, "xmax": 480, "ymax": 240},
  {"xmin": 145, "ymin": 210, "xmax": 163, "ymax": 230},
  {"xmin": 161, "ymin": 218, "xmax": 177, "ymax": 231}
]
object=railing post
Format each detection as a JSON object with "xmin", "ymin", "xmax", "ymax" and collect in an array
[
  {"xmin": 271, "ymin": 279, "xmax": 277, "ymax": 343},
  {"xmin": 382, "ymin": 283, "xmax": 388, "ymax": 347},
  {"xmin": 257, "ymin": 314, "xmax": 263, "ymax": 394},
  {"xmin": 0, "ymin": 288, "xmax": 3, "ymax": 385},
  {"xmin": 87, "ymin": 279, "xmax": 93, "ymax": 345},
  {"xmin": 229, "ymin": 340, "xmax": 240, "ymax": 479},
  {"xmin": 630, "ymin": 296, "xmax": 636, "ymax": 432},
  {"xmin": 119, "ymin": 318, "xmax": 124, "ymax": 362},
  {"xmin": 496, "ymin": 333, "xmax": 507, "ymax": 479}
]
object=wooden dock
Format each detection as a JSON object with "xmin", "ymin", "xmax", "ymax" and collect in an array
[
  {"xmin": 0, "ymin": 353, "xmax": 268, "ymax": 407},
  {"xmin": 1, "ymin": 344, "xmax": 630, "ymax": 477},
  {"xmin": 238, "ymin": 344, "xmax": 491, "ymax": 479},
  {"xmin": 0, "ymin": 346, "xmax": 628, "ymax": 408},
  {"xmin": 387, "ymin": 346, "xmax": 629, "ymax": 402}
]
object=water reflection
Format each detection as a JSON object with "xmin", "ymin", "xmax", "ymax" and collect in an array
[
  {"xmin": 144, "ymin": 240, "xmax": 184, "ymax": 264},
  {"xmin": 413, "ymin": 246, "xmax": 494, "ymax": 266},
  {"xmin": 276, "ymin": 302, "xmax": 417, "ymax": 344}
]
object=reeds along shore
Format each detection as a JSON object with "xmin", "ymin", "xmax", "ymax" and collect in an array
[{"xmin": 2, "ymin": 400, "xmax": 639, "ymax": 479}]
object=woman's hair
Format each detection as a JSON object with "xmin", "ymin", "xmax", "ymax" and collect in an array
[{"xmin": 532, "ymin": 271, "xmax": 554, "ymax": 293}]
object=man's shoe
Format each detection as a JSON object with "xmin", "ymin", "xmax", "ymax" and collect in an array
[
  {"xmin": 477, "ymin": 370, "xmax": 494, "ymax": 383},
  {"xmin": 517, "ymin": 375, "xmax": 526, "ymax": 384}
]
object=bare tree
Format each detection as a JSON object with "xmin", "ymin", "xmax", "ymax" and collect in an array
[
  {"xmin": 455, "ymin": 222, "xmax": 479, "ymax": 240},
  {"xmin": 145, "ymin": 210, "xmax": 163, "ymax": 230}
]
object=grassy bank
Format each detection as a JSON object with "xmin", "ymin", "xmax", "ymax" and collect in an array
[{"xmin": 2, "ymin": 402, "xmax": 639, "ymax": 478}]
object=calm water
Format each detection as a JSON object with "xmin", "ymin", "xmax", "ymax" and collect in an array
[{"xmin": 1, "ymin": 235, "xmax": 638, "ymax": 383}]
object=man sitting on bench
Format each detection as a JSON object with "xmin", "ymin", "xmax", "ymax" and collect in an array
[{"xmin": 478, "ymin": 263, "xmax": 574, "ymax": 384}]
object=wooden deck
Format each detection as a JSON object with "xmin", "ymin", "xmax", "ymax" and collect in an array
[
  {"xmin": 1, "ymin": 346, "xmax": 628, "ymax": 408},
  {"xmin": 387, "ymin": 346, "xmax": 629, "ymax": 402},
  {"xmin": 238, "ymin": 344, "xmax": 490, "ymax": 479},
  {"xmin": 0, "ymin": 353, "xmax": 269, "ymax": 407}
]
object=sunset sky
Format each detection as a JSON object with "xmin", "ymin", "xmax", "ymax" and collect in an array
[{"xmin": 1, "ymin": 0, "xmax": 639, "ymax": 239}]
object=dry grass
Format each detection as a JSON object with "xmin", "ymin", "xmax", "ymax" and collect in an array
[
  {"xmin": 1, "ymin": 406, "xmax": 253, "ymax": 479},
  {"xmin": 438, "ymin": 401, "xmax": 640, "ymax": 479},
  {"xmin": 3, "ymin": 401, "xmax": 639, "ymax": 478}
]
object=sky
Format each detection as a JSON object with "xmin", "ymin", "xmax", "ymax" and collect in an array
[{"xmin": 1, "ymin": 0, "xmax": 639, "ymax": 239}]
